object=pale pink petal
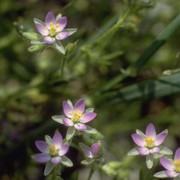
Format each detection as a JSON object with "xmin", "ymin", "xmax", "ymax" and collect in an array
[
  {"xmin": 74, "ymin": 123, "xmax": 87, "ymax": 131},
  {"xmin": 154, "ymin": 129, "xmax": 168, "ymax": 146},
  {"xmin": 131, "ymin": 133, "xmax": 146, "ymax": 147},
  {"xmin": 43, "ymin": 36, "xmax": 55, "ymax": 44},
  {"xmin": 81, "ymin": 147, "xmax": 93, "ymax": 158},
  {"xmin": 56, "ymin": 32, "xmax": 69, "ymax": 40},
  {"xmin": 165, "ymin": 170, "xmax": 178, "ymax": 177},
  {"xmin": 63, "ymin": 118, "xmax": 74, "ymax": 126},
  {"xmin": 52, "ymin": 130, "xmax": 62, "ymax": 148},
  {"xmin": 174, "ymin": 148, "xmax": 180, "ymax": 160},
  {"xmin": 56, "ymin": 16, "xmax": 67, "ymax": 31},
  {"xmin": 74, "ymin": 99, "xmax": 85, "ymax": 113},
  {"xmin": 59, "ymin": 144, "xmax": 69, "ymax": 156},
  {"xmin": 35, "ymin": 141, "xmax": 49, "ymax": 153},
  {"xmin": 138, "ymin": 147, "xmax": 150, "ymax": 155},
  {"xmin": 51, "ymin": 156, "xmax": 61, "ymax": 164},
  {"xmin": 45, "ymin": 11, "xmax": 55, "ymax": 27},
  {"xmin": 63, "ymin": 101, "xmax": 72, "ymax": 118},
  {"xmin": 33, "ymin": 153, "xmax": 50, "ymax": 163},
  {"xmin": 35, "ymin": 23, "xmax": 49, "ymax": 36},
  {"xmin": 145, "ymin": 123, "xmax": 156, "ymax": 138},
  {"xmin": 149, "ymin": 147, "xmax": 160, "ymax": 154},
  {"xmin": 91, "ymin": 143, "xmax": 99, "ymax": 156},
  {"xmin": 81, "ymin": 112, "xmax": 96, "ymax": 123},
  {"xmin": 160, "ymin": 157, "xmax": 174, "ymax": 170}
]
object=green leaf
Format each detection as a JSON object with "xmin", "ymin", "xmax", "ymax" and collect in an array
[
  {"xmin": 61, "ymin": 156, "xmax": 73, "ymax": 167},
  {"xmin": 81, "ymin": 159, "xmax": 94, "ymax": 166},
  {"xmin": 28, "ymin": 44, "xmax": 44, "ymax": 52},
  {"xmin": 66, "ymin": 127, "xmax": 75, "ymax": 140},
  {"xmin": 45, "ymin": 135, "xmax": 52, "ymax": 145},
  {"xmin": 160, "ymin": 146, "xmax": 173, "ymax": 155},
  {"xmin": 136, "ymin": 129, "xmax": 145, "ymax": 136},
  {"xmin": 154, "ymin": 171, "xmax": 167, "ymax": 178},
  {"xmin": 127, "ymin": 148, "xmax": 139, "ymax": 156},
  {"xmin": 51, "ymin": 115, "xmax": 64, "ymax": 124},
  {"xmin": 44, "ymin": 162, "xmax": 55, "ymax": 176},
  {"xmin": 85, "ymin": 125, "xmax": 97, "ymax": 134},
  {"xmin": 22, "ymin": 32, "xmax": 41, "ymax": 40},
  {"xmin": 146, "ymin": 154, "xmax": 153, "ymax": 169}
]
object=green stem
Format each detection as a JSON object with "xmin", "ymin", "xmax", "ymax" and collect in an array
[{"xmin": 87, "ymin": 167, "xmax": 94, "ymax": 180}]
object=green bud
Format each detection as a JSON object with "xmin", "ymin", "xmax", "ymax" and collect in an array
[
  {"xmin": 22, "ymin": 32, "xmax": 41, "ymax": 40},
  {"xmin": 28, "ymin": 44, "xmax": 44, "ymax": 52}
]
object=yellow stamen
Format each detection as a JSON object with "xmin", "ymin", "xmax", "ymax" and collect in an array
[
  {"xmin": 56, "ymin": 24, "xmax": 60, "ymax": 28},
  {"xmin": 172, "ymin": 160, "xmax": 180, "ymax": 172},
  {"xmin": 48, "ymin": 145, "xmax": 57, "ymax": 156},
  {"xmin": 145, "ymin": 137, "xmax": 154, "ymax": 148},
  {"xmin": 70, "ymin": 110, "xmax": 83, "ymax": 123}
]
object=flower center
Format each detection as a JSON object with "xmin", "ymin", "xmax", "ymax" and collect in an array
[
  {"xmin": 145, "ymin": 137, "xmax": 154, "ymax": 148},
  {"xmin": 70, "ymin": 110, "xmax": 83, "ymax": 123},
  {"xmin": 172, "ymin": 160, "xmax": 180, "ymax": 172},
  {"xmin": 48, "ymin": 145, "xmax": 58, "ymax": 156},
  {"xmin": 48, "ymin": 22, "xmax": 60, "ymax": 37}
]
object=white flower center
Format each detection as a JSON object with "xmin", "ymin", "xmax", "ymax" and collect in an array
[
  {"xmin": 145, "ymin": 137, "xmax": 154, "ymax": 148},
  {"xmin": 70, "ymin": 110, "xmax": 83, "ymax": 123}
]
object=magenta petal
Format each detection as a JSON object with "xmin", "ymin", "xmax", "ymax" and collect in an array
[
  {"xmin": 59, "ymin": 144, "xmax": 69, "ymax": 156},
  {"xmin": 43, "ymin": 36, "xmax": 55, "ymax": 44},
  {"xmin": 74, "ymin": 123, "xmax": 87, "ymax": 131},
  {"xmin": 149, "ymin": 147, "xmax": 160, "ymax": 154},
  {"xmin": 56, "ymin": 32, "xmax": 69, "ymax": 40},
  {"xmin": 35, "ymin": 141, "xmax": 49, "ymax": 153},
  {"xmin": 138, "ymin": 147, "xmax": 149, "ymax": 155},
  {"xmin": 35, "ymin": 23, "xmax": 49, "ymax": 36},
  {"xmin": 165, "ymin": 170, "xmax": 178, "ymax": 177},
  {"xmin": 91, "ymin": 143, "xmax": 99, "ymax": 156},
  {"xmin": 45, "ymin": 11, "xmax": 55, "ymax": 27},
  {"xmin": 145, "ymin": 123, "xmax": 156, "ymax": 138},
  {"xmin": 131, "ymin": 133, "xmax": 146, "ymax": 146},
  {"xmin": 33, "ymin": 153, "xmax": 50, "ymax": 163},
  {"xmin": 63, "ymin": 101, "xmax": 72, "ymax": 118},
  {"xmin": 56, "ymin": 16, "xmax": 67, "ymax": 31},
  {"xmin": 51, "ymin": 156, "xmax": 61, "ymax": 164},
  {"xmin": 81, "ymin": 112, "xmax": 96, "ymax": 123},
  {"xmin": 52, "ymin": 130, "xmax": 62, "ymax": 148},
  {"xmin": 154, "ymin": 129, "xmax": 168, "ymax": 146},
  {"xmin": 63, "ymin": 118, "xmax": 74, "ymax": 126},
  {"xmin": 174, "ymin": 148, "xmax": 180, "ymax": 160},
  {"xmin": 160, "ymin": 157, "xmax": 174, "ymax": 170},
  {"xmin": 74, "ymin": 99, "xmax": 85, "ymax": 113}
]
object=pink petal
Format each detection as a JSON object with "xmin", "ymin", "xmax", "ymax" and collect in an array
[
  {"xmin": 145, "ymin": 123, "xmax": 156, "ymax": 138},
  {"xmin": 74, "ymin": 99, "xmax": 85, "ymax": 113},
  {"xmin": 51, "ymin": 156, "xmax": 61, "ymax": 164},
  {"xmin": 33, "ymin": 153, "xmax": 50, "ymax": 163},
  {"xmin": 43, "ymin": 36, "xmax": 55, "ymax": 44},
  {"xmin": 165, "ymin": 170, "xmax": 178, "ymax": 177},
  {"xmin": 63, "ymin": 118, "xmax": 74, "ymax": 126},
  {"xmin": 154, "ymin": 129, "xmax": 168, "ymax": 146},
  {"xmin": 45, "ymin": 11, "xmax": 55, "ymax": 27},
  {"xmin": 91, "ymin": 143, "xmax": 99, "ymax": 156},
  {"xmin": 56, "ymin": 16, "xmax": 67, "ymax": 31},
  {"xmin": 56, "ymin": 32, "xmax": 69, "ymax": 40},
  {"xmin": 160, "ymin": 157, "xmax": 174, "ymax": 170},
  {"xmin": 35, "ymin": 23, "xmax": 49, "ymax": 36},
  {"xmin": 81, "ymin": 147, "xmax": 93, "ymax": 158},
  {"xmin": 138, "ymin": 147, "xmax": 150, "ymax": 155},
  {"xmin": 35, "ymin": 141, "xmax": 49, "ymax": 153},
  {"xmin": 149, "ymin": 147, "xmax": 160, "ymax": 154},
  {"xmin": 52, "ymin": 130, "xmax": 62, "ymax": 148},
  {"xmin": 63, "ymin": 101, "xmax": 72, "ymax": 118},
  {"xmin": 131, "ymin": 133, "xmax": 146, "ymax": 147},
  {"xmin": 59, "ymin": 144, "xmax": 69, "ymax": 156},
  {"xmin": 174, "ymin": 148, "xmax": 180, "ymax": 160},
  {"xmin": 81, "ymin": 112, "xmax": 96, "ymax": 123},
  {"xmin": 74, "ymin": 123, "xmax": 87, "ymax": 131}
]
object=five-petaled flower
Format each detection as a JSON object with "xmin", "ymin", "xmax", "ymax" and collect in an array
[
  {"xmin": 32, "ymin": 130, "xmax": 72, "ymax": 176},
  {"xmin": 34, "ymin": 11, "xmax": 77, "ymax": 54},
  {"xmin": 131, "ymin": 123, "xmax": 168, "ymax": 155},
  {"xmin": 154, "ymin": 148, "xmax": 180, "ymax": 178},
  {"xmin": 80, "ymin": 142, "xmax": 101, "ymax": 159},
  {"xmin": 62, "ymin": 99, "xmax": 97, "ymax": 131}
]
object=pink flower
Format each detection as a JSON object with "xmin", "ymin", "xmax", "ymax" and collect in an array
[
  {"xmin": 34, "ymin": 11, "xmax": 77, "ymax": 54},
  {"xmin": 62, "ymin": 99, "xmax": 97, "ymax": 131},
  {"xmin": 131, "ymin": 123, "xmax": 168, "ymax": 155},
  {"xmin": 32, "ymin": 130, "xmax": 72, "ymax": 176}
]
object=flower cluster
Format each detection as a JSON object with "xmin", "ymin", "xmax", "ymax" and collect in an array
[{"xmin": 32, "ymin": 98, "xmax": 102, "ymax": 176}]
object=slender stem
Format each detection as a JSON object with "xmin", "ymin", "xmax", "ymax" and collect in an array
[{"xmin": 87, "ymin": 167, "xmax": 94, "ymax": 180}]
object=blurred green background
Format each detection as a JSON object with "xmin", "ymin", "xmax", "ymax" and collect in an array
[{"xmin": 0, "ymin": 0, "xmax": 180, "ymax": 179}]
